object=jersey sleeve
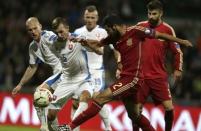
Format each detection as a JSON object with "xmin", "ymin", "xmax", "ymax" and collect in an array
[
  {"xmin": 129, "ymin": 26, "xmax": 155, "ymax": 39},
  {"xmin": 169, "ymin": 42, "xmax": 183, "ymax": 71},
  {"xmin": 167, "ymin": 27, "xmax": 183, "ymax": 71},
  {"xmin": 29, "ymin": 44, "xmax": 41, "ymax": 65},
  {"xmin": 42, "ymin": 31, "xmax": 57, "ymax": 47}
]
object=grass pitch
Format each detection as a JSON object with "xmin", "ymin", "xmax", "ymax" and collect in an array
[{"xmin": 0, "ymin": 125, "xmax": 38, "ymax": 131}]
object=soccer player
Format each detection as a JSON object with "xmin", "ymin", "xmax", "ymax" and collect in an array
[
  {"xmin": 12, "ymin": 17, "xmax": 62, "ymax": 131},
  {"xmin": 72, "ymin": 5, "xmax": 112, "ymax": 131},
  {"xmin": 57, "ymin": 14, "xmax": 192, "ymax": 131},
  {"xmin": 136, "ymin": 0, "xmax": 183, "ymax": 130},
  {"xmin": 45, "ymin": 17, "xmax": 94, "ymax": 131}
]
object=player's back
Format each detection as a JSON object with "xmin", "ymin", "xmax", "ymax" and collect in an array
[
  {"xmin": 74, "ymin": 25, "xmax": 107, "ymax": 70},
  {"xmin": 138, "ymin": 21, "xmax": 177, "ymax": 79},
  {"xmin": 29, "ymin": 30, "xmax": 62, "ymax": 74}
]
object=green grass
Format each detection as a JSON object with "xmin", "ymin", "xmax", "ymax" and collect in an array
[{"xmin": 0, "ymin": 125, "xmax": 38, "ymax": 131}]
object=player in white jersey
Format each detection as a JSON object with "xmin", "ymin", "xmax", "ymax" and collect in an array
[
  {"xmin": 73, "ymin": 5, "xmax": 112, "ymax": 131},
  {"xmin": 46, "ymin": 17, "xmax": 94, "ymax": 131},
  {"xmin": 12, "ymin": 17, "xmax": 62, "ymax": 131}
]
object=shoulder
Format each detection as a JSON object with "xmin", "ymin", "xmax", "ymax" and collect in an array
[
  {"xmin": 136, "ymin": 21, "xmax": 148, "ymax": 26},
  {"xmin": 162, "ymin": 22, "xmax": 176, "ymax": 36},
  {"xmin": 74, "ymin": 26, "xmax": 86, "ymax": 34},
  {"xmin": 41, "ymin": 30, "xmax": 57, "ymax": 43},
  {"xmin": 127, "ymin": 25, "xmax": 145, "ymax": 32},
  {"xmin": 96, "ymin": 26, "xmax": 107, "ymax": 34}
]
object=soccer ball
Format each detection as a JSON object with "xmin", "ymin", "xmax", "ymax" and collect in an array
[{"xmin": 33, "ymin": 88, "xmax": 53, "ymax": 107}]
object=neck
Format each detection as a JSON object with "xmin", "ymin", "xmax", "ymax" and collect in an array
[
  {"xmin": 86, "ymin": 25, "xmax": 96, "ymax": 31},
  {"xmin": 119, "ymin": 25, "xmax": 126, "ymax": 36}
]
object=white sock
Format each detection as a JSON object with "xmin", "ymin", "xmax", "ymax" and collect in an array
[
  {"xmin": 72, "ymin": 102, "xmax": 88, "ymax": 120},
  {"xmin": 71, "ymin": 105, "xmax": 80, "ymax": 131},
  {"xmin": 35, "ymin": 106, "xmax": 48, "ymax": 130},
  {"xmin": 72, "ymin": 102, "xmax": 88, "ymax": 131},
  {"xmin": 99, "ymin": 105, "xmax": 112, "ymax": 131}
]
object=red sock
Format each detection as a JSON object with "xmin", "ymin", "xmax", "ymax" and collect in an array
[
  {"xmin": 165, "ymin": 110, "xmax": 174, "ymax": 131},
  {"xmin": 69, "ymin": 101, "xmax": 102, "ymax": 129},
  {"xmin": 137, "ymin": 114, "xmax": 155, "ymax": 131},
  {"xmin": 132, "ymin": 123, "xmax": 139, "ymax": 131}
]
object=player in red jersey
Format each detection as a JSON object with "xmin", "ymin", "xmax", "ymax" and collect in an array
[
  {"xmin": 57, "ymin": 14, "xmax": 192, "ymax": 131},
  {"xmin": 136, "ymin": 1, "xmax": 183, "ymax": 131}
]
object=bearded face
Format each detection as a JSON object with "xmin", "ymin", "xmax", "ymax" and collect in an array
[{"xmin": 148, "ymin": 9, "xmax": 162, "ymax": 26}]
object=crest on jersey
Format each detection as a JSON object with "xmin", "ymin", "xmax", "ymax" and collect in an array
[
  {"xmin": 68, "ymin": 44, "xmax": 73, "ymax": 50},
  {"xmin": 126, "ymin": 38, "xmax": 133, "ymax": 46}
]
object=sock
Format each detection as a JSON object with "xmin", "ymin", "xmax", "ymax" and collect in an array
[
  {"xmin": 132, "ymin": 123, "xmax": 139, "ymax": 131},
  {"xmin": 99, "ymin": 105, "xmax": 112, "ymax": 130},
  {"xmin": 35, "ymin": 106, "xmax": 48, "ymax": 130},
  {"xmin": 73, "ymin": 102, "xmax": 88, "ymax": 120},
  {"xmin": 136, "ymin": 114, "xmax": 155, "ymax": 131},
  {"xmin": 71, "ymin": 107, "xmax": 80, "ymax": 131},
  {"xmin": 69, "ymin": 101, "xmax": 102, "ymax": 129},
  {"xmin": 165, "ymin": 110, "xmax": 174, "ymax": 131}
]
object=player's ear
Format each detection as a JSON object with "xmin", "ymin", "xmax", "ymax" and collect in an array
[
  {"xmin": 39, "ymin": 23, "xmax": 42, "ymax": 30},
  {"xmin": 160, "ymin": 10, "xmax": 163, "ymax": 17}
]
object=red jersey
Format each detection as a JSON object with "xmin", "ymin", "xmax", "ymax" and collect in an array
[
  {"xmin": 103, "ymin": 26, "xmax": 155, "ymax": 81},
  {"xmin": 138, "ymin": 21, "xmax": 183, "ymax": 79}
]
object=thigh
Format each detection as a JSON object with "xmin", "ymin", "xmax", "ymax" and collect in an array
[
  {"xmin": 137, "ymin": 80, "xmax": 151, "ymax": 104},
  {"xmin": 94, "ymin": 87, "xmax": 113, "ymax": 105},
  {"xmin": 150, "ymin": 78, "xmax": 172, "ymax": 105},
  {"xmin": 44, "ymin": 72, "xmax": 62, "ymax": 90},
  {"xmin": 74, "ymin": 80, "xmax": 94, "ymax": 100},
  {"xmin": 49, "ymin": 75, "xmax": 75, "ymax": 109}
]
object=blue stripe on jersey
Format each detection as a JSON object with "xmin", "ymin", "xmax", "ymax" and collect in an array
[
  {"xmin": 36, "ymin": 57, "xmax": 42, "ymax": 64},
  {"xmin": 81, "ymin": 49, "xmax": 91, "ymax": 80},
  {"xmin": 41, "ymin": 31, "xmax": 46, "ymax": 36},
  {"xmin": 49, "ymin": 35, "xmax": 57, "ymax": 41},
  {"xmin": 45, "ymin": 73, "xmax": 61, "ymax": 86}
]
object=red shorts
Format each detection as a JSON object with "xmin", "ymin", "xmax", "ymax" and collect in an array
[
  {"xmin": 138, "ymin": 78, "xmax": 172, "ymax": 105},
  {"xmin": 109, "ymin": 76, "xmax": 143, "ymax": 103}
]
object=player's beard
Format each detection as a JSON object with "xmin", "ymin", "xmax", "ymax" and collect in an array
[{"xmin": 148, "ymin": 18, "xmax": 159, "ymax": 27}]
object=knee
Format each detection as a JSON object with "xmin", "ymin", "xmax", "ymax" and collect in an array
[
  {"xmin": 163, "ymin": 101, "xmax": 174, "ymax": 111},
  {"xmin": 80, "ymin": 91, "xmax": 92, "ymax": 102}
]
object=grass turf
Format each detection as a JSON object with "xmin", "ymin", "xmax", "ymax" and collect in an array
[{"xmin": 0, "ymin": 125, "xmax": 38, "ymax": 131}]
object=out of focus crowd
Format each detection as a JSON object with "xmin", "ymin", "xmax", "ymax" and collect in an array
[{"xmin": 0, "ymin": 0, "xmax": 200, "ymax": 105}]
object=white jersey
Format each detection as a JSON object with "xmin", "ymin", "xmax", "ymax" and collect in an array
[
  {"xmin": 29, "ymin": 30, "xmax": 62, "ymax": 74},
  {"xmin": 49, "ymin": 39, "xmax": 90, "ymax": 82},
  {"xmin": 74, "ymin": 25, "xmax": 107, "ymax": 70}
]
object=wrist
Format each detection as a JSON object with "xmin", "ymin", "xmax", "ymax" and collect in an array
[{"xmin": 18, "ymin": 83, "xmax": 23, "ymax": 87}]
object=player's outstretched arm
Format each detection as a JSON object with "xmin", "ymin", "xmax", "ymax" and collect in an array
[
  {"xmin": 155, "ymin": 31, "xmax": 193, "ymax": 47},
  {"xmin": 12, "ymin": 64, "xmax": 38, "ymax": 97},
  {"xmin": 84, "ymin": 39, "xmax": 104, "ymax": 55}
]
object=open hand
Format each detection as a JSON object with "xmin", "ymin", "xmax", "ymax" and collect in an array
[
  {"xmin": 12, "ymin": 85, "xmax": 22, "ymax": 97},
  {"xmin": 182, "ymin": 40, "xmax": 193, "ymax": 47}
]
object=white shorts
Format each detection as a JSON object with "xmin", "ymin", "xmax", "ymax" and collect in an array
[
  {"xmin": 49, "ymin": 74, "xmax": 93, "ymax": 109},
  {"xmin": 44, "ymin": 72, "xmax": 62, "ymax": 90},
  {"xmin": 90, "ymin": 69, "xmax": 105, "ymax": 92}
]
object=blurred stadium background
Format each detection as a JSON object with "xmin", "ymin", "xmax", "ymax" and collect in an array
[{"xmin": 0, "ymin": 0, "xmax": 200, "ymax": 131}]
